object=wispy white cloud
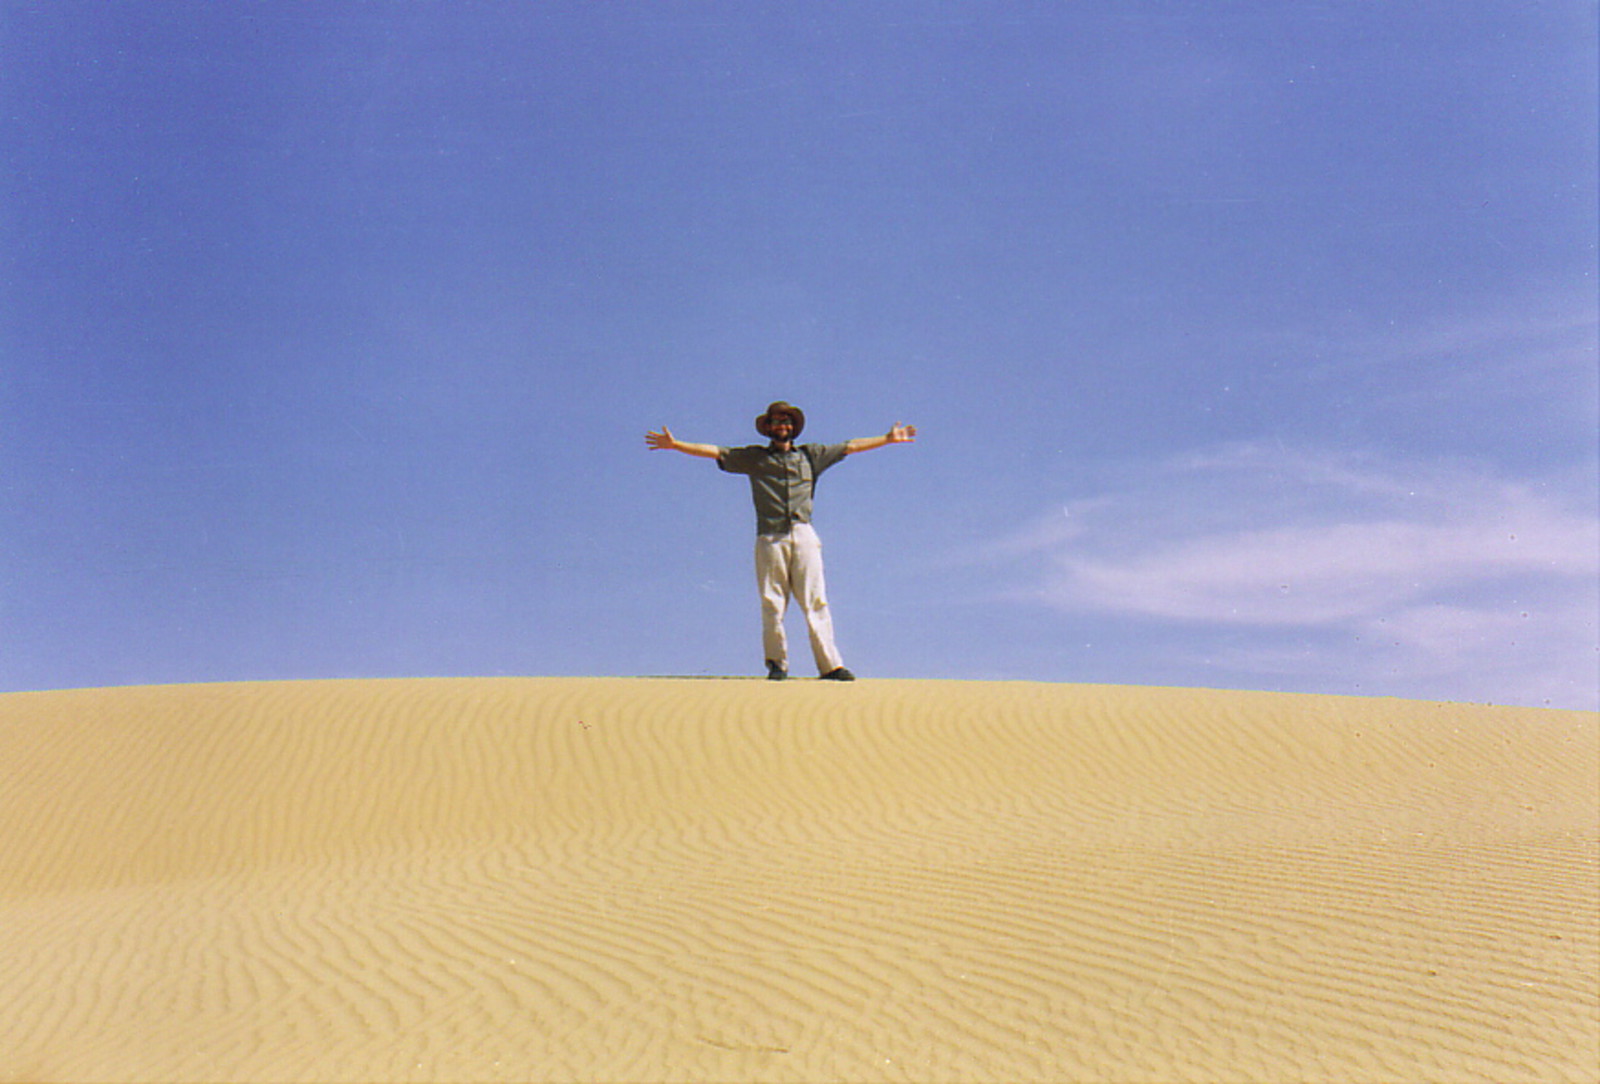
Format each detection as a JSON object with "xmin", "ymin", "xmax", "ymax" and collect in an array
[
  {"xmin": 978, "ymin": 443, "xmax": 1599, "ymax": 708},
  {"xmin": 1250, "ymin": 301, "xmax": 1600, "ymax": 435}
]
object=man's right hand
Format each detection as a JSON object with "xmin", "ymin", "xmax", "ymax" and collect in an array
[{"xmin": 645, "ymin": 428, "xmax": 722, "ymax": 458}]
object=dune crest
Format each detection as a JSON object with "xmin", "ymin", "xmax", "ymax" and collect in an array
[{"xmin": 2, "ymin": 677, "xmax": 1594, "ymax": 1082}]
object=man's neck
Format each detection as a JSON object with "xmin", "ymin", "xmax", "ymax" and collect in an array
[{"xmin": 768, "ymin": 440, "xmax": 794, "ymax": 452}]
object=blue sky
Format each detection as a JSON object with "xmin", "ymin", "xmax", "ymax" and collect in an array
[{"xmin": 4, "ymin": 2, "xmax": 1596, "ymax": 708}]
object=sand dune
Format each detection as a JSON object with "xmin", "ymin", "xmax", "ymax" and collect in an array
[{"xmin": 1, "ymin": 677, "xmax": 1594, "ymax": 1082}]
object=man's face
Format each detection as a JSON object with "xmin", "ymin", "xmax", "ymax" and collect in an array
[{"xmin": 768, "ymin": 416, "xmax": 796, "ymax": 441}]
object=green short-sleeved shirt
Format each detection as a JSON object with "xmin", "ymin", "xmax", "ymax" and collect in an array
[{"xmin": 717, "ymin": 442, "xmax": 850, "ymax": 536}]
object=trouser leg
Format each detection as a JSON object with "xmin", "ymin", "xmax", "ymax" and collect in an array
[
  {"xmin": 754, "ymin": 532, "xmax": 791, "ymax": 668},
  {"xmin": 788, "ymin": 524, "xmax": 844, "ymax": 674}
]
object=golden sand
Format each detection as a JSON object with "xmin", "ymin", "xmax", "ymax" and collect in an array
[{"xmin": 1, "ymin": 678, "xmax": 1594, "ymax": 1082}]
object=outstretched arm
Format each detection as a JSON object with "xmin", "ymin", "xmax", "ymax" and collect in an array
[
  {"xmin": 845, "ymin": 422, "xmax": 917, "ymax": 455},
  {"xmin": 645, "ymin": 426, "xmax": 722, "ymax": 459}
]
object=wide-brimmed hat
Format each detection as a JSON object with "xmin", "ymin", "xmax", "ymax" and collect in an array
[{"xmin": 755, "ymin": 400, "xmax": 805, "ymax": 439}]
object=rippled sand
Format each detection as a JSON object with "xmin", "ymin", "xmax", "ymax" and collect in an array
[{"xmin": 1, "ymin": 678, "xmax": 1594, "ymax": 1082}]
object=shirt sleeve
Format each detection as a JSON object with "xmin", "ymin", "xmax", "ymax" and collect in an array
[
  {"xmin": 716, "ymin": 445, "xmax": 761, "ymax": 474},
  {"xmin": 805, "ymin": 442, "xmax": 850, "ymax": 476}
]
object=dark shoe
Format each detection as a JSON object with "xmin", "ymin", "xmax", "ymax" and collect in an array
[
  {"xmin": 820, "ymin": 667, "xmax": 856, "ymax": 681},
  {"xmin": 765, "ymin": 660, "xmax": 788, "ymax": 681}
]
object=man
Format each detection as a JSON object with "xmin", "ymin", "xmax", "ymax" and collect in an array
[{"xmin": 646, "ymin": 401, "xmax": 917, "ymax": 680}]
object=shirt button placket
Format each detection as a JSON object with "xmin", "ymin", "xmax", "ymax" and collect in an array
[{"xmin": 784, "ymin": 453, "xmax": 794, "ymax": 528}]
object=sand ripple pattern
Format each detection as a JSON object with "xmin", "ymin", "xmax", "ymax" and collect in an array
[{"xmin": 1, "ymin": 678, "xmax": 1595, "ymax": 1082}]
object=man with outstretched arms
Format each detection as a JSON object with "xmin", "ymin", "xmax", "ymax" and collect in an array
[{"xmin": 646, "ymin": 401, "xmax": 917, "ymax": 680}]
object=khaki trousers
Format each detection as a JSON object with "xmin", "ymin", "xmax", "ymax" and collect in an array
[{"xmin": 754, "ymin": 522, "xmax": 844, "ymax": 674}]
